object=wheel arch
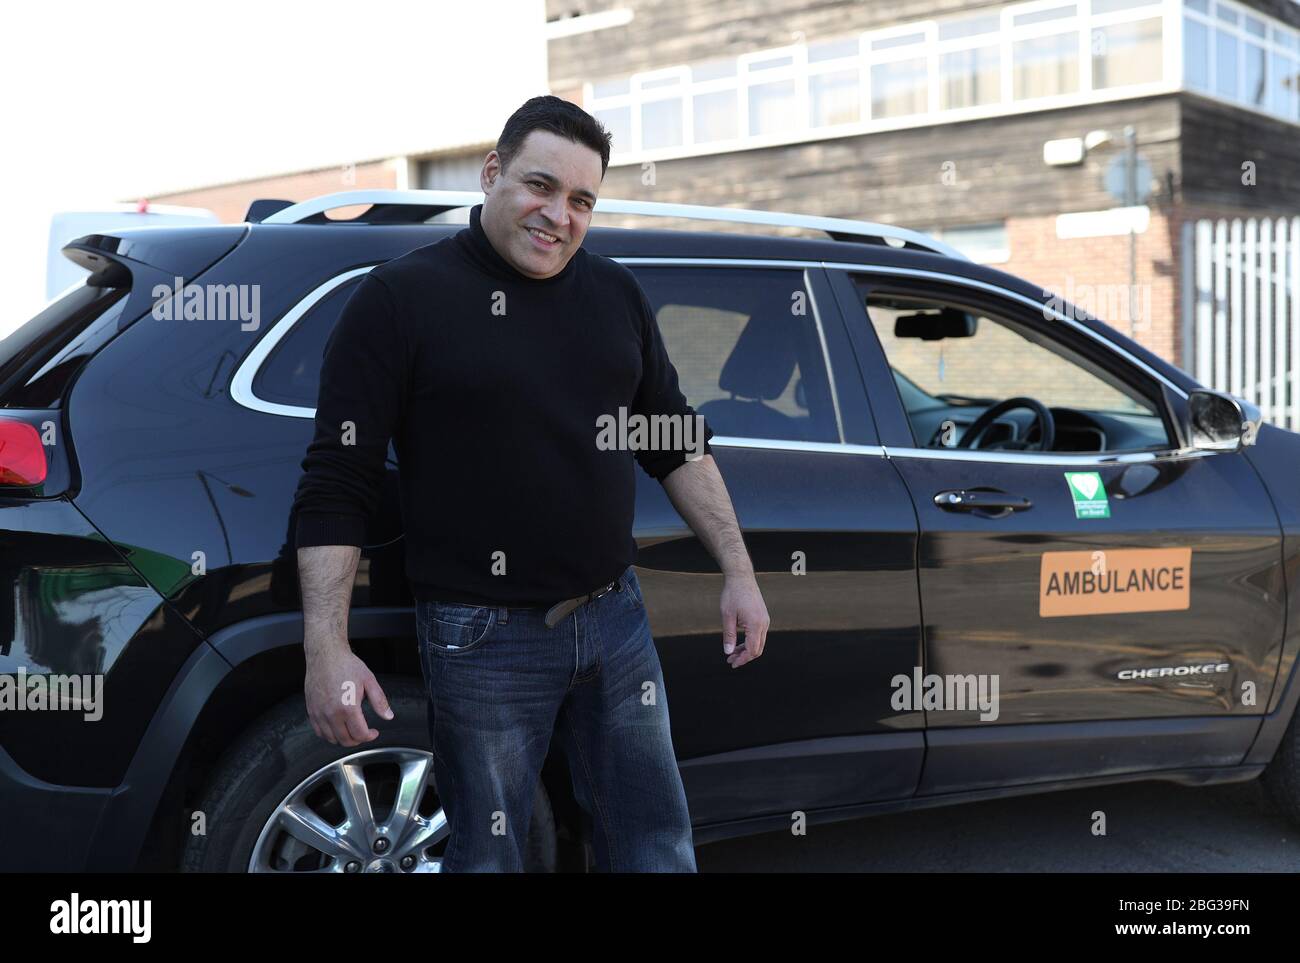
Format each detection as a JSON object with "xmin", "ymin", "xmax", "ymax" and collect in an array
[{"xmin": 89, "ymin": 608, "xmax": 585, "ymax": 870}]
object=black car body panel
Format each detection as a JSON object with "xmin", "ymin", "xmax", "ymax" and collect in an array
[{"xmin": 0, "ymin": 496, "xmax": 206, "ymax": 787}]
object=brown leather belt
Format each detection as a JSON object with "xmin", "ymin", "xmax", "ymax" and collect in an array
[{"xmin": 544, "ymin": 578, "xmax": 619, "ymax": 628}]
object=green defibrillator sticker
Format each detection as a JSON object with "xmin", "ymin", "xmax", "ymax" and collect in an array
[{"xmin": 1064, "ymin": 471, "xmax": 1110, "ymax": 519}]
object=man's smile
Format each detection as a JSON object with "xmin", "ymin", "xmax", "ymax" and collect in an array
[{"xmin": 526, "ymin": 226, "xmax": 562, "ymax": 248}]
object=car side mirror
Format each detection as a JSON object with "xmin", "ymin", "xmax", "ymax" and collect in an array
[{"xmin": 1186, "ymin": 390, "xmax": 1262, "ymax": 451}]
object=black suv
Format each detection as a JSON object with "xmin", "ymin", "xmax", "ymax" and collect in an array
[{"xmin": 2, "ymin": 190, "xmax": 1299, "ymax": 872}]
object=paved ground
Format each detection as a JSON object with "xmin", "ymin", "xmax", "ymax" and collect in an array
[{"xmin": 696, "ymin": 778, "xmax": 1300, "ymax": 871}]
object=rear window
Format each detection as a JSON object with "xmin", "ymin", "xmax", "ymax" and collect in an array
[
  {"xmin": 252, "ymin": 277, "xmax": 362, "ymax": 408},
  {"xmin": 0, "ymin": 283, "xmax": 130, "ymax": 407}
]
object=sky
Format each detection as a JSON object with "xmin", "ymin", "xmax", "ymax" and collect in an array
[{"xmin": 1, "ymin": 0, "xmax": 547, "ymax": 329}]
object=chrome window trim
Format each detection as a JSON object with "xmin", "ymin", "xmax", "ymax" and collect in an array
[
  {"xmin": 617, "ymin": 257, "xmax": 818, "ymax": 269},
  {"xmin": 710, "ymin": 436, "xmax": 886, "ymax": 456},
  {"xmin": 880, "ymin": 444, "xmax": 1218, "ymax": 466},
  {"xmin": 230, "ymin": 256, "xmax": 1214, "ymax": 468},
  {"xmin": 229, "ymin": 265, "xmax": 376, "ymax": 418},
  {"xmin": 710, "ymin": 437, "xmax": 1217, "ymax": 465},
  {"xmin": 232, "ymin": 259, "xmax": 850, "ymax": 447}
]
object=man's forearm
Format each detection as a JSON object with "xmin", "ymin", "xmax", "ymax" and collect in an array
[
  {"xmin": 659, "ymin": 453, "xmax": 753, "ymax": 579},
  {"xmin": 298, "ymin": 544, "xmax": 361, "ymax": 653}
]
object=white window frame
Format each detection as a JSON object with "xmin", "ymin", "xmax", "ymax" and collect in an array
[
  {"xmin": 580, "ymin": 0, "xmax": 1294, "ymax": 168},
  {"xmin": 1183, "ymin": 0, "xmax": 1300, "ymax": 124}
]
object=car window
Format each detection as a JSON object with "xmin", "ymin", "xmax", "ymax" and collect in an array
[
  {"xmin": 254, "ymin": 265, "xmax": 843, "ymax": 446},
  {"xmin": 858, "ymin": 285, "xmax": 1172, "ymax": 453},
  {"xmin": 252, "ymin": 277, "xmax": 363, "ymax": 408},
  {"xmin": 0, "ymin": 283, "xmax": 130, "ymax": 408},
  {"xmin": 631, "ymin": 267, "xmax": 840, "ymax": 444}
]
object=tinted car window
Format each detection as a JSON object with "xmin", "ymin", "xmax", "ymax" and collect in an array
[
  {"xmin": 253, "ymin": 277, "xmax": 362, "ymax": 408},
  {"xmin": 0, "ymin": 284, "xmax": 129, "ymax": 407},
  {"xmin": 631, "ymin": 267, "xmax": 840, "ymax": 443},
  {"xmin": 861, "ymin": 287, "xmax": 1171, "ymax": 452}
]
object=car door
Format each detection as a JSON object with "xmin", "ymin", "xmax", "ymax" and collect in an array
[
  {"xmin": 827, "ymin": 266, "xmax": 1286, "ymax": 794},
  {"xmin": 624, "ymin": 261, "xmax": 925, "ymax": 823}
]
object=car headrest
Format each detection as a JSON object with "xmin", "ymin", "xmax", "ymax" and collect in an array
[{"xmin": 718, "ymin": 314, "xmax": 798, "ymax": 400}]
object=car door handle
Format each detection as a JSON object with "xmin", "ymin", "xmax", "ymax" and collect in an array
[{"xmin": 933, "ymin": 489, "xmax": 1033, "ymax": 513}]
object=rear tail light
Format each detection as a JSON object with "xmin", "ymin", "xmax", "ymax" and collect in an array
[{"xmin": 0, "ymin": 419, "xmax": 47, "ymax": 486}]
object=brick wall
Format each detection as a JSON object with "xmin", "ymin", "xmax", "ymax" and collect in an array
[
  {"xmin": 148, "ymin": 159, "xmax": 402, "ymax": 224},
  {"xmin": 867, "ymin": 300, "xmax": 1153, "ymax": 418},
  {"xmin": 998, "ymin": 207, "xmax": 1179, "ymax": 363}
]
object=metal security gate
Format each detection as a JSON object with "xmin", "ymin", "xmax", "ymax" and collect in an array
[{"xmin": 1182, "ymin": 216, "xmax": 1300, "ymax": 431}]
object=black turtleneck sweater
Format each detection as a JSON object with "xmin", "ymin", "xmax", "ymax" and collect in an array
[{"xmin": 291, "ymin": 204, "xmax": 713, "ymax": 605}]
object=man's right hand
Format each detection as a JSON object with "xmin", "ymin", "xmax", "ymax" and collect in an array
[{"xmin": 304, "ymin": 642, "xmax": 394, "ymax": 746}]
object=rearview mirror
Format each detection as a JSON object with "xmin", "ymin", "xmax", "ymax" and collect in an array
[
  {"xmin": 894, "ymin": 308, "xmax": 977, "ymax": 340},
  {"xmin": 1186, "ymin": 390, "xmax": 1261, "ymax": 451}
]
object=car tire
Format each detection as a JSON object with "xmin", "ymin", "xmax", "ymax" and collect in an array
[
  {"xmin": 1261, "ymin": 705, "xmax": 1300, "ymax": 829},
  {"xmin": 181, "ymin": 677, "xmax": 557, "ymax": 872}
]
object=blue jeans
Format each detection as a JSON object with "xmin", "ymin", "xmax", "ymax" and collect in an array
[{"xmin": 415, "ymin": 564, "xmax": 697, "ymax": 872}]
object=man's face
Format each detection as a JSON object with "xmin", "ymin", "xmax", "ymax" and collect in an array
[{"xmin": 479, "ymin": 129, "xmax": 602, "ymax": 280}]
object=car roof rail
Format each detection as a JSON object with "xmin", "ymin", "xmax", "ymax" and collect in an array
[{"xmin": 254, "ymin": 189, "xmax": 967, "ymax": 260}]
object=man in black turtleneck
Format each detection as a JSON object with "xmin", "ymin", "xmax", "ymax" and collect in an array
[{"xmin": 292, "ymin": 96, "xmax": 770, "ymax": 872}]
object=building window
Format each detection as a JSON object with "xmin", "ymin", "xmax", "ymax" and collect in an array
[
  {"xmin": 1183, "ymin": 0, "xmax": 1300, "ymax": 124},
  {"xmin": 933, "ymin": 222, "xmax": 1010, "ymax": 264},
  {"xmin": 693, "ymin": 57, "xmax": 737, "ymax": 82},
  {"xmin": 872, "ymin": 30, "xmax": 926, "ymax": 51},
  {"xmin": 1244, "ymin": 37, "xmax": 1268, "ymax": 106},
  {"xmin": 937, "ymin": 12, "xmax": 1001, "ymax": 42},
  {"xmin": 594, "ymin": 106, "xmax": 632, "ymax": 154},
  {"xmin": 1092, "ymin": 17, "xmax": 1163, "ymax": 88},
  {"xmin": 418, "ymin": 153, "xmax": 488, "ymax": 192},
  {"xmin": 1215, "ymin": 24, "xmax": 1239, "ymax": 97},
  {"xmin": 642, "ymin": 98, "xmax": 683, "ymax": 149},
  {"xmin": 1013, "ymin": 3, "xmax": 1076, "ymax": 28},
  {"xmin": 1185, "ymin": 16, "xmax": 1211, "ymax": 91},
  {"xmin": 581, "ymin": 0, "xmax": 1297, "ymax": 162},
  {"xmin": 749, "ymin": 80, "xmax": 797, "ymax": 135},
  {"xmin": 693, "ymin": 89, "xmax": 738, "ymax": 142},
  {"xmin": 748, "ymin": 54, "xmax": 795, "ymax": 71},
  {"xmin": 871, "ymin": 57, "xmax": 928, "ymax": 117},
  {"xmin": 592, "ymin": 76, "xmax": 631, "ymax": 98},
  {"xmin": 1271, "ymin": 50, "xmax": 1299, "ymax": 119},
  {"xmin": 1091, "ymin": 0, "xmax": 1157, "ymax": 12},
  {"xmin": 810, "ymin": 69, "xmax": 861, "ymax": 126},
  {"xmin": 1013, "ymin": 32, "xmax": 1080, "ymax": 99},
  {"xmin": 809, "ymin": 37, "xmax": 860, "ymax": 63},
  {"xmin": 941, "ymin": 45, "xmax": 1001, "ymax": 108}
]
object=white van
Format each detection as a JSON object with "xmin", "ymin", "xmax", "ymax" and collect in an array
[{"xmin": 46, "ymin": 203, "xmax": 219, "ymax": 299}]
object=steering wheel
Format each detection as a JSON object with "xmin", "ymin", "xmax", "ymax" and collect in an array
[{"xmin": 955, "ymin": 396, "xmax": 1056, "ymax": 451}]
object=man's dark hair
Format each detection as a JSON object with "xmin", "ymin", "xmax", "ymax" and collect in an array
[{"xmin": 495, "ymin": 95, "xmax": 612, "ymax": 180}]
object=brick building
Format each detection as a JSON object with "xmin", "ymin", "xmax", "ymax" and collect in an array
[{"xmin": 156, "ymin": 0, "xmax": 1300, "ymax": 371}]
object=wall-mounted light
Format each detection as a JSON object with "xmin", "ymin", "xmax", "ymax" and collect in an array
[{"xmin": 1043, "ymin": 137, "xmax": 1086, "ymax": 166}]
